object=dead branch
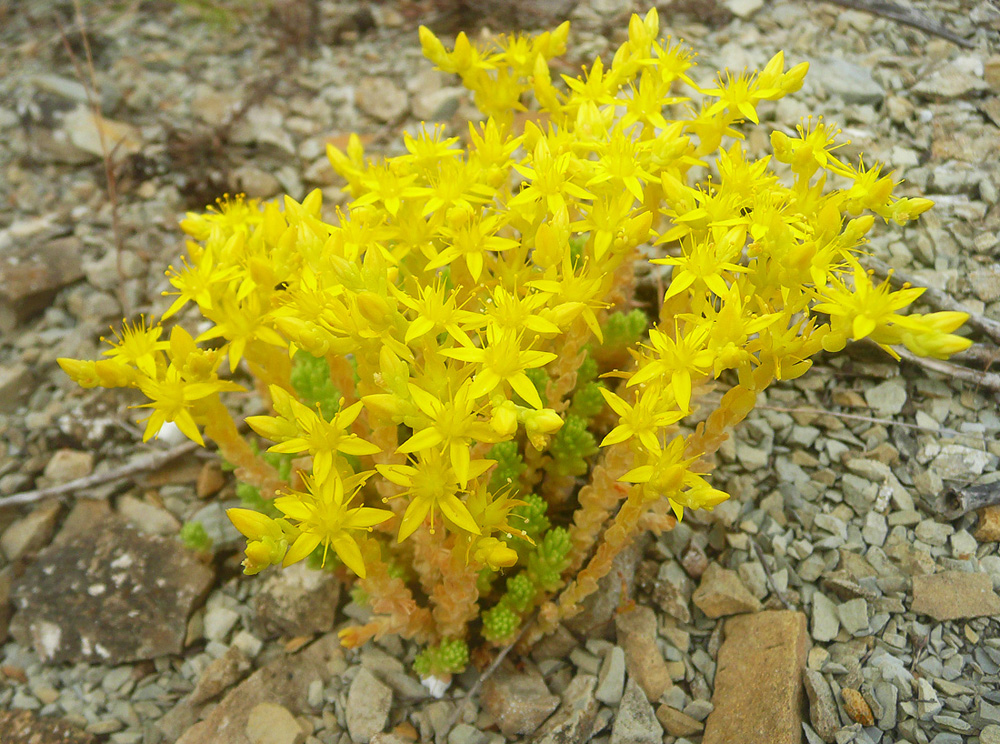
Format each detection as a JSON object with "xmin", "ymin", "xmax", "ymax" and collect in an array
[
  {"xmin": 896, "ymin": 346, "xmax": 1000, "ymax": 391},
  {"xmin": 936, "ymin": 481, "xmax": 1000, "ymax": 520},
  {"xmin": 817, "ymin": 0, "xmax": 974, "ymax": 48},
  {"xmin": 0, "ymin": 441, "xmax": 200, "ymax": 508}
]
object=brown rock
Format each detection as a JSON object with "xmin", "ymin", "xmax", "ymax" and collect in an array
[
  {"xmin": 0, "ymin": 237, "xmax": 84, "ymax": 333},
  {"xmin": 0, "ymin": 566, "xmax": 12, "ymax": 644},
  {"xmin": 245, "ymin": 702, "xmax": 306, "ymax": 744},
  {"xmin": 196, "ymin": 461, "xmax": 225, "ymax": 498},
  {"xmin": 656, "ymin": 705, "xmax": 704, "ymax": 737},
  {"xmin": 703, "ymin": 610, "xmax": 810, "ymax": 744},
  {"xmin": 253, "ymin": 561, "xmax": 341, "ymax": 638},
  {"xmin": 911, "ymin": 571, "xmax": 1000, "ymax": 621},
  {"xmin": 481, "ymin": 662, "xmax": 559, "ymax": 737},
  {"xmin": 10, "ymin": 519, "xmax": 214, "ymax": 664},
  {"xmin": 0, "ymin": 709, "xmax": 96, "ymax": 743},
  {"xmin": 692, "ymin": 563, "xmax": 762, "ymax": 618},
  {"xmin": 615, "ymin": 605, "xmax": 672, "ymax": 701},
  {"xmin": 975, "ymin": 506, "xmax": 1000, "ymax": 542},
  {"xmin": 0, "ymin": 364, "xmax": 34, "ymax": 414},
  {"xmin": 176, "ymin": 634, "xmax": 344, "ymax": 744},
  {"xmin": 42, "ymin": 449, "xmax": 93, "ymax": 484},
  {"xmin": 117, "ymin": 495, "xmax": 182, "ymax": 536},
  {"xmin": 189, "ymin": 646, "xmax": 253, "ymax": 705},
  {"xmin": 0, "ymin": 501, "xmax": 62, "ymax": 561},
  {"xmin": 841, "ymin": 687, "xmax": 874, "ymax": 726}
]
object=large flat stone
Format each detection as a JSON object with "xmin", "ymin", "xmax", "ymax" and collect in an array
[
  {"xmin": 703, "ymin": 610, "xmax": 810, "ymax": 744},
  {"xmin": 10, "ymin": 519, "xmax": 214, "ymax": 664},
  {"xmin": 0, "ymin": 709, "xmax": 96, "ymax": 743},
  {"xmin": 912, "ymin": 571, "xmax": 1000, "ymax": 621}
]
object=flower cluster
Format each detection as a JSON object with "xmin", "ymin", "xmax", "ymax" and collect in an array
[{"xmin": 60, "ymin": 10, "xmax": 969, "ymax": 676}]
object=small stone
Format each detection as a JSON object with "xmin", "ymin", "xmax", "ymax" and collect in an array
[
  {"xmin": 976, "ymin": 506, "xmax": 1000, "ymax": 542},
  {"xmin": 117, "ymin": 495, "xmax": 181, "ymax": 536},
  {"xmin": 1, "ymin": 501, "xmax": 62, "ymax": 561},
  {"xmin": 356, "ymin": 77, "xmax": 409, "ymax": 122},
  {"xmin": 565, "ymin": 534, "xmax": 649, "ymax": 637},
  {"xmin": 533, "ymin": 674, "xmax": 600, "ymax": 744},
  {"xmin": 811, "ymin": 57, "xmax": 886, "ymax": 104},
  {"xmin": 594, "ymin": 646, "xmax": 626, "ymax": 705},
  {"xmin": 864, "ymin": 379, "xmax": 906, "ymax": 416},
  {"xmin": 203, "ymin": 606, "xmax": 240, "ymax": 643},
  {"xmin": 912, "ymin": 56, "xmax": 990, "ymax": 99},
  {"xmin": 0, "ymin": 364, "xmax": 34, "ymax": 413},
  {"xmin": 703, "ymin": 611, "xmax": 809, "ymax": 744},
  {"xmin": 63, "ymin": 105, "xmax": 142, "ymax": 162},
  {"xmin": 481, "ymin": 663, "xmax": 559, "ymax": 737},
  {"xmin": 722, "ymin": 0, "xmax": 763, "ymax": 18},
  {"xmin": 930, "ymin": 444, "xmax": 992, "ymax": 480},
  {"xmin": 811, "ymin": 592, "xmax": 840, "ymax": 642},
  {"xmin": 652, "ymin": 561, "xmax": 693, "ymax": 623},
  {"xmin": 347, "ymin": 668, "xmax": 393, "ymax": 744},
  {"xmin": 253, "ymin": 561, "xmax": 341, "ymax": 638},
  {"xmin": 189, "ymin": 646, "xmax": 252, "ymax": 706},
  {"xmin": 861, "ymin": 513, "xmax": 887, "ymax": 547},
  {"xmin": 841, "ymin": 688, "xmax": 874, "ymax": 726},
  {"xmin": 838, "ymin": 598, "xmax": 869, "ymax": 635},
  {"xmin": 912, "ymin": 571, "xmax": 1000, "ymax": 620},
  {"xmin": 615, "ymin": 605, "xmax": 672, "ymax": 701},
  {"xmin": 610, "ymin": 678, "xmax": 662, "ymax": 744},
  {"xmin": 43, "ymin": 449, "xmax": 94, "ymax": 484},
  {"xmin": 804, "ymin": 670, "xmax": 839, "ymax": 743},
  {"xmin": 970, "ymin": 268, "xmax": 1000, "ymax": 302},
  {"xmin": 245, "ymin": 702, "xmax": 306, "ymax": 744},
  {"xmin": 981, "ymin": 725, "xmax": 1000, "ymax": 744},
  {"xmin": 196, "ymin": 462, "xmax": 225, "ymax": 498},
  {"xmin": 692, "ymin": 564, "xmax": 762, "ymax": 618},
  {"xmin": 656, "ymin": 705, "xmax": 704, "ymax": 737},
  {"xmin": 873, "ymin": 681, "xmax": 897, "ymax": 730},
  {"xmin": 916, "ymin": 677, "xmax": 942, "ymax": 718},
  {"xmin": 230, "ymin": 165, "xmax": 282, "ymax": 200}
]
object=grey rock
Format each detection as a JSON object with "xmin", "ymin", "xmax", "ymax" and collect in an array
[
  {"xmin": 0, "ymin": 235, "xmax": 85, "ymax": 333},
  {"xmin": 595, "ymin": 646, "xmax": 626, "ymax": 705},
  {"xmin": 811, "ymin": 592, "xmax": 840, "ymax": 642},
  {"xmin": 188, "ymin": 646, "xmax": 252, "ymax": 706},
  {"xmin": 203, "ymin": 606, "xmax": 240, "ymax": 643},
  {"xmin": 811, "ymin": 57, "xmax": 886, "ymax": 104},
  {"xmin": 116, "ymin": 496, "xmax": 181, "ymax": 536},
  {"xmin": 610, "ymin": 678, "xmax": 662, "ymax": 744},
  {"xmin": 253, "ymin": 561, "xmax": 341, "ymax": 638},
  {"xmin": 864, "ymin": 379, "xmax": 906, "ymax": 416},
  {"xmin": 533, "ymin": 674, "xmax": 600, "ymax": 744},
  {"xmin": 10, "ymin": 519, "xmax": 214, "ymax": 664},
  {"xmin": 982, "ymin": 725, "xmax": 1000, "ymax": 744},
  {"xmin": 873, "ymin": 681, "xmax": 897, "ymax": 730},
  {"xmin": 838, "ymin": 599, "xmax": 869, "ymax": 636},
  {"xmin": 692, "ymin": 564, "xmax": 762, "ymax": 618},
  {"xmin": 355, "ymin": 77, "xmax": 409, "ymax": 122},
  {"xmin": 652, "ymin": 560, "xmax": 693, "ymax": 623},
  {"xmin": 804, "ymin": 670, "xmax": 838, "ymax": 743},
  {"xmin": 566, "ymin": 534, "xmax": 649, "ymax": 637},
  {"xmin": 346, "ymin": 668, "xmax": 393, "ymax": 744},
  {"xmin": 930, "ymin": 444, "xmax": 993, "ymax": 480}
]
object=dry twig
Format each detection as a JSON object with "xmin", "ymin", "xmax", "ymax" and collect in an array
[
  {"xmin": 817, "ymin": 0, "xmax": 974, "ymax": 48},
  {"xmin": 936, "ymin": 481, "xmax": 1000, "ymax": 520},
  {"xmin": 751, "ymin": 536, "xmax": 792, "ymax": 610},
  {"xmin": 0, "ymin": 441, "xmax": 200, "ymax": 508},
  {"xmin": 896, "ymin": 347, "xmax": 1000, "ymax": 392}
]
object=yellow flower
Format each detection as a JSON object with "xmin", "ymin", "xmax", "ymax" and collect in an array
[
  {"xmin": 271, "ymin": 474, "xmax": 394, "ymax": 578},
  {"xmin": 599, "ymin": 386, "xmax": 684, "ymax": 453},
  {"xmin": 101, "ymin": 315, "xmax": 168, "ymax": 378}
]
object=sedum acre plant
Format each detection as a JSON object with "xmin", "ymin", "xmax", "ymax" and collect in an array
[{"xmin": 60, "ymin": 10, "xmax": 970, "ymax": 678}]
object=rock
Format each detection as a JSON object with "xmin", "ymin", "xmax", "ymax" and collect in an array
[
  {"xmin": 230, "ymin": 165, "xmax": 282, "ymax": 200},
  {"xmin": 970, "ymin": 268, "xmax": 1000, "ymax": 302},
  {"xmin": 656, "ymin": 705, "xmax": 704, "ymax": 737},
  {"xmin": 610, "ymin": 678, "xmax": 662, "ymax": 744},
  {"xmin": 804, "ymin": 670, "xmax": 838, "ymax": 743},
  {"xmin": 196, "ymin": 461, "xmax": 225, "ymax": 498},
  {"xmin": 10, "ymin": 519, "xmax": 214, "ymax": 664},
  {"xmin": 203, "ymin": 605, "xmax": 240, "ymax": 643},
  {"xmin": 811, "ymin": 592, "xmax": 840, "ymax": 642},
  {"xmin": 43, "ymin": 449, "xmax": 94, "ymax": 483},
  {"xmin": 176, "ymin": 634, "xmax": 343, "ymax": 744},
  {"xmin": 347, "ymin": 668, "xmax": 393, "ymax": 743},
  {"xmin": 356, "ymin": 77, "xmax": 409, "ymax": 122},
  {"xmin": 652, "ymin": 560, "xmax": 693, "ymax": 623},
  {"xmin": 63, "ymin": 105, "xmax": 143, "ymax": 162},
  {"xmin": 615, "ymin": 605, "xmax": 672, "ymax": 701},
  {"xmin": 722, "ymin": 0, "xmax": 763, "ymax": 18},
  {"xmin": 0, "ymin": 364, "xmax": 34, "ymax": 413},
  {"xmin": 189, "ymin": 645, "xmax": 253, "ymax": 705},
  {"xmin": 0, "ymin": 236, "xmax": 84, "ymax": 334},
  {"xmin": 911, "ymin": 571, "xmax": 1000, "ymax": 620},
  {"xmin": 841, "ymin": 687, "xmax": 874, "ymax": 726},
  {"xmin": 913, "ymin": 56, "xmax": 990, "ymax": 99},
  {"xmin": 811, "ymin": 56, "xmax": 885, "ymax": 105},
  {"xmin": 976, "ymin": 506, "xmax": 1000, "ymax": 542},
  {"xmin": 982, "ymin": 725, "xmax": 1000, "ymax": 744},
  {"xmin": 533, "ymin": 674, "xmax": 600, "ymax": 744},
  {"xmin": 0, "ymin": 566, "xmax": 12, "ymax": 644},
  {"xmin": 703, "ymin": 611, "xmax": 810, "ymax": 744},
  {"xmin": 0, "ymin": 709, "xmax": 96, "ymax": 743},
  {"xmin": 594, "ymin": 646, "xmax": 626, "ymax": 705},
  {"xmin": 864, "ymin": 379, "xmax": 906, "ymax": 416},
  {"xmin": 245, "ymin": 702, "xmax": 306, "ymax": 744},
  {"xmin": 117, "ymin": 495, "xmax": 182, "ymax": 535},
  {"xmin": 481, "ymin": 663, "xmax": 559, "ymax": 737},
  {"xmin": 0, "ymin": 501, "xmax": 62, "ymax": 561},
  {"xmin": 692, "ymin": 564, "xmax": 762, "ymax": 618},
  {"xmin": 837, "ymin": 598, "xmax": 869, "ymax": 635},
  {"xmin": 565, "ymin": 533, "xmax": 649, "ymax": 637},
  {"xmin": 253, "ymin": 560, "xmax": 341, "ymax": 638},
  {"xmin": 873, "ymin": 680, "xmax": 897, "ymax": 730},
  {"xmin": 930, "ymin": 444, "xmax": 992, "ymax": 480}
]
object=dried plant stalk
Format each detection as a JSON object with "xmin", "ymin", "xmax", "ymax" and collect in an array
[{"xmin": 565, "ymin": 442, "xmax": 634, "ymax": 573}]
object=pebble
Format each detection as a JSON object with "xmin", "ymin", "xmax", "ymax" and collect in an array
[
  {"xmin": 811, "ymin": 592, "xmax": 840, "ymax": 642},
  {"xmin": 346, "ymin": 668, "xmax": 392, "ymax": 744},
  {"xmin": 202, "ymin": 607, "xmax": 240, "ymax": 643},
  {"xmin": 811, "ymin": 56, "xmax": 886, "ymax": 105},
  {"xmin": 838, "ymin": 598, "xmax": 869, "ymax": 636},
  {"xmin": 355, "ymin": 77, "xmax": 409, "ymax": 122},
  {"xmin": 594, "ymin": 646, "xmax": 625, "ymax": 705},
  {"xmin": 804, "ymin": 669, "xmax": 839, "ymax": 742},
  {"xmin": 610, "ymin": 679, "xmax": 662, "ymax": 744},
  {"xmin": 692, "ymin": 564, "xmax": 762, "ymax": 618},
  {"xmin": 982, "ymin": 725, "xmax": 1000, "ymax": 744},
  {"xmin": 245, "ymin": 702, "xmax": 305, "ymax": 744}
]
